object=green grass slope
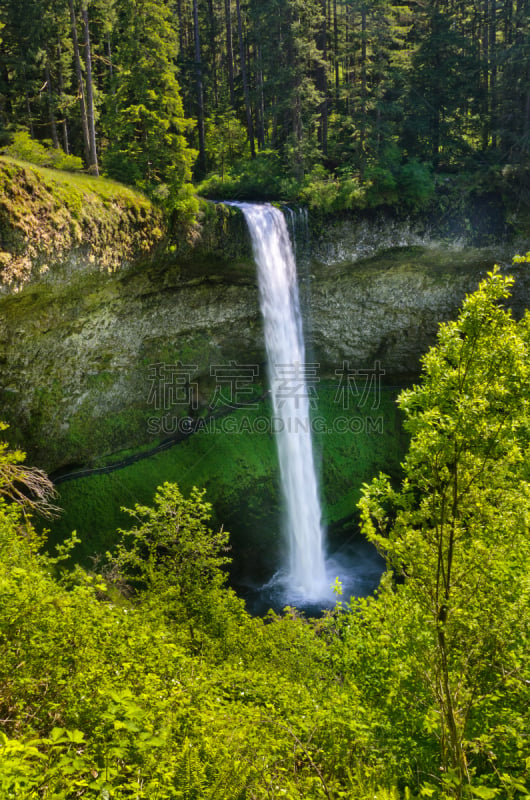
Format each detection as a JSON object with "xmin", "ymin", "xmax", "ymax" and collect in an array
[{"xmin": 0, "ymin": 157, "xmax": 164, "ymax": 290}]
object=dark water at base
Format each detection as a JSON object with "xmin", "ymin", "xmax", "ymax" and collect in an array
[{"xmin": 236, "ymin": 536, "xmax": 385, "ymax": 617}]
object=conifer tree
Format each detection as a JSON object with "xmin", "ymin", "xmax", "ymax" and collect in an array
[{"xmin": 102, "ymin": 0, "xmax": 196, "ymax": 199}]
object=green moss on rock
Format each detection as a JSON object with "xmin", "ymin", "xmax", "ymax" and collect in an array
[
  {"xmin": 0, "ymin": 157, "xmax": 164, "ymax": 291},
  {"xmin": 48, "ymin": 381, "xmax": 408, "ymax": 583}
]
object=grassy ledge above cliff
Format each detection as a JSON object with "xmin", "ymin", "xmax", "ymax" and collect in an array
[
  {"xmin": 0, "ymin": 158, "xmax": 252, "ymax": 294},
  {"xmin": 0, "ymin": 157, "xmax": 165, "ymax": 291}
]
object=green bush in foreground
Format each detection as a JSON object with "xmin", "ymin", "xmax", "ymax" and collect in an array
[
  {"xmin": 0, "ymin": 442, "xmax": 357, "ymax": 798},
  {"xmin": 358, "ymin": 266, "xmax": 530, "ymax": 798},
  {"xmin": 0, "ymin": 266, "xmax": 529, "ymax": 798}
]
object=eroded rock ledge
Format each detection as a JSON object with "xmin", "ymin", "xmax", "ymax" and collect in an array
[{"xmin": 0, "ymin": 163, "xmax": 528, "ymax": 471}]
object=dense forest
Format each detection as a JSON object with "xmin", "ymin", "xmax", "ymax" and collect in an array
[{"xmin": 0, "ymin": 0, "xmax": 529, "ymax": 213}]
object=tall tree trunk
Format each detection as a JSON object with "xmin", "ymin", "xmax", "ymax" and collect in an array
[
  {"xmin": 520, "ymin": 0, "xmax": 530, "ymax": 155},
  {"xmin": 503, "ymin": 0, "xmax": 513, "ymax": 45},
  {"xmin": 256, "ymin": 43, "xmax": 266, "ymax": 149},
  {"xmin": 176, "ymin": 0, "xmax": 184, "ymax": 53},
  {"xmin": 82, "ymin": 3, "xmax": 99, "ymax": 175},
  {"xmin": 434, "ymin": 470, "xmax": 471, "ymax": 798},
  {"xmin": 286, "ymin": 4, "xmax": 303, "ymax": 179},
  {"xmin": 193, "ymin": 0, "xmax": 207, "ymax": 174},
  {"xmin": 57, "ymin": 38, "xmax": 70, "ymax": 154},
  {"xmin": 360, "ymin": 5, "xmax": 367, "ymax": 173},
  {"xmin": 333, "ymin": 0, "xmax": 339, "ymax": 99},
  {"xmin": 207, "ymin": 0, "xmax": 219, "ymax": 108},
  {"xmin": 317, "ymin": 0, "xmax": 328, "ymax": 155},
  {"xmin": 481, "ymin": 0, "xmax": 490, "ymax": 148},
  {"xmin": 525, "ymin": 64, "xmax": 530, "ymax": 155},
  {"xmin": 345, "ymin": 9, "xmax": 350, "ymax": 115},
  {"xmin": 25, "ymin": 93, "xmax": 34, "ymax": 138},
  {"xmin": 515, "ymin": 0, "xmax": 530, "ymax": 155},
  {"xmin": 106, "ymin": 32, "xmax": 114, "ymax": 83},
  {"xmin": 1, "ymin": 65, "xmax": 12, "ymax": 123},
  {"xmin": 45, "ymin": 61, "xmax": 60, "ymax": 149},
  {"xmin": 68, "ymin": 0, "xmax": 91, "ymax": 167},
  {"xmin": 430, "ymin": 6, "xmax": 441, "ymax": 165},
  {"xmin": 224, "ymin": 0, "xmax": 235, "ymax": 106},
  {"xmin": 489, "ymin": 0, "xmax": 497, "ymax": 148},
  {"xmin": 236, "ymin": 0, "xmax": 255, "ymax": 158}
]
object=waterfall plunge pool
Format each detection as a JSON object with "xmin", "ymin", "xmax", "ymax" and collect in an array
[
  {"xmin": 234, "ymin": 529, "xmax": 385, "ymax": 617},
  {"xmin": 229, "ymin": 201, "xmax": 392, "ymax": 615}
]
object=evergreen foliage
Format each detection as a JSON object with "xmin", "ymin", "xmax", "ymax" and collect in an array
[
  {"xmin": 102, "ymin": 0, "xmax": 197, "ymax": 209},
  {"xmin": 0, "ymin": 0, "xmax": 528, "ymax": 211}
]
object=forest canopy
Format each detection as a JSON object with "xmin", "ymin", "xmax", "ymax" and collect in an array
[{"xmin": 0, "ymin": 0, "xmax": 529, "ymax": 212}]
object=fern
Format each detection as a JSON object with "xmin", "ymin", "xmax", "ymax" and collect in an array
[
  {"xmin": 173, "ymin": 739, "xmax": 208, "ymax": 799},
  {"xmin": 206, "ymin": 759, "xmax": 251, "ymax": 800}
]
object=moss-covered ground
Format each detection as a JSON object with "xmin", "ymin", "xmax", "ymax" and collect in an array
[
  {"xmin": 48, "ymin": 380, "xmax": 409, "ymax": 584},
  {"xmin": 0, "ymin": 157, "xmax": 164, "ymax": 288}
]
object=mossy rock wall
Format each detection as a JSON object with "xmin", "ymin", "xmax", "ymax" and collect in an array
[
  {"xmin": 0, "ymin": 163, "xmax": 254, "ymax": 469},
  {"xmin": 49, "ymin": 381, "xmax": 408, "ymax": 584},
  {"xmin": 0, "ymin": 158, "xmax": 164, "ymax": 290},
  {"xmin": 1, "ymin": 163, "xmax": 529, "ymax": 476}
]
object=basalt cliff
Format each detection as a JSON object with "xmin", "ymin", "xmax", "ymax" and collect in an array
[{"xmin": 1, "ymin": 158, "xmax": 528, "ymax": 473}]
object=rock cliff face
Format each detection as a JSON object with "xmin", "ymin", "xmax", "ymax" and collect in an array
[
  {"xmin": 309, "ymin": 247, "xmax": 503, "ymax": 374},
  {"xmin": 306, "ymin": 214, "xmax": 530, "ymax": 373},
  {"xmin": 0, "ymin": 169, "xmax": 528, "ymax": 472},
  {"xmin": 0, "ymin": 205, "xmax": 256, "ymax": 469}
]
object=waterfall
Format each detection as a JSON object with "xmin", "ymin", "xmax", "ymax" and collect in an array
[{"xmin": 235, "ymin": 202, "xmax": 328, "ymax": 601}]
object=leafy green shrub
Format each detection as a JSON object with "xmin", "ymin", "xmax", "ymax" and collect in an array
[
  {"xmin": 204, "ymin": 111, "xmax": 248, "ymax": 178},
  {"xmin": 51, "ymin": 151, "xmax": 86, "ymax": 172},
  {"xmin": 299, "ymin": 176, "xmax": 341, "ymax": 212},
  {"xmin": 365, "ymin": 165, "xmax": 399, "ymax": 207},
  {"xmin": 337, "ymin": 176, "xmax": 366, "ymax": 208},
  {"xmin": 3, "ymin": 130, "xmax": 84, "ymax": 172},
  {"xmin": 111, "ymin": 482, "xmax": 230, "ymax": 593},
  {"xmin": 0, "ymin": 458, "xmax": 362, "ymax": 798},
  {"xmin": 359, "ymin": 267, "xmax": 530, "ymax": 798},
  {"xmin": 151, "ymin": 179, "xmax": 200, "ymax": 228},
  {"xmin": 196, "ymin": 170, "xmax": 237, "ymax": 198},
  {"xmin": 197, "ymin": 150, "xmax": 284, "ymax": 199},
  {"xmin": 107, "ymin": 482, "xmax": 239, "ymax": 635},
  {"xmin": 298, "ymin": 166, "xmax": 366, "ymax": 213},
  {"xmin": 198, "ymin": 142, "xmax": 433, "ymax": 214},
  {"xmin": 364, "ymin": 144, "xmax": 434, "ymax": 211},
  {"xmin": 101, "ymin": 147, "xmax": 143, "ymax": 187}
]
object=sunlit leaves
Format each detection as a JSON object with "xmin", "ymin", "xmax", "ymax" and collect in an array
[{"xmin": 359, "ymin": 265, "xmax": 530, "ymax": 797}]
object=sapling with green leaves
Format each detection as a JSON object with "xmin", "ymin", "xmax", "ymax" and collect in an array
[
  {"xmin": 359, "ymin": 266, "xmax": 530, "ymax": 798},
  {"xmin": 109, "ymin": 482, "xmax": 234, "ymax": 632}
]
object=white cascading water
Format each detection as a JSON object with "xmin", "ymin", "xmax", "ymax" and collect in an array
[{"xmin": 235, "ymin": 202, "xmax": 328, "ymax": 600}]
